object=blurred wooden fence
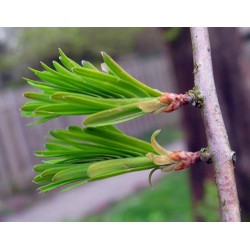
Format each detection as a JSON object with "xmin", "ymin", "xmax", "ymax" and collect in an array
[{"xmin": 0, "ymin": 55, "xmax": 180, "ymax": 197}]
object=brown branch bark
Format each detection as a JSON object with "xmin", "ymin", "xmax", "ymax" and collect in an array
[
  {"xmin": 190, "ymin": 27, "xmax": 241, "ymax": 222},
  {"xmin": 209, "ymin": 28, "xmax": 250, "ymax": 221},
  {"xmin": 164, "ymin": 28, "xmax": 214, "ymax": 221}
]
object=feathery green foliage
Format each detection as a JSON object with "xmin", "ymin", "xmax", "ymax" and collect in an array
[
  {"xmin": 34, "ymin": 125, "xmax": 179, "ymax": 192},
  {"xmin": 21, "ymin": 49, "xmax": 191, "ymax": 193},
  {"xmin": 21, "ymin": 49, "xmax": 170, "ymax": 127}
]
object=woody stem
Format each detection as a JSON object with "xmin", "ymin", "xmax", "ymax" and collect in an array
[{"xmin": 190, "ymin": 27, "xmax": 240, "ymax": 222}]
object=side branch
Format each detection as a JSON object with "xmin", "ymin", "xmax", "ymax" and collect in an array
[
  {"xmin": 158, "ymin": 87, "xmax": 203, "ymax": 112},
  {"xmin": 158, "ymin": 92, "xmax": 192, "ymax": 112},
  {"xmin": 190, "ymin": 27, "xmax": 241, "ymax": 221}
]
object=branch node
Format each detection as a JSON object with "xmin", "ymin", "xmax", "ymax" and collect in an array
[
  {"xmin": 231, "ymin": 151, "xmax": 236, "ymax": 164},
  {"xmin": 158, "ymin": 92, "xmax": 190, "ymax": 112},
  {"xmin": 187, "ymin": 86, "xmax": 203, "ymax": 108},
  {"xmin": 193, "ymin": 63, "xmax": 200, "ymax": 75},
  {"xmin": 199, "ymin": 147, "xmax": 212, "ymax": 164}
]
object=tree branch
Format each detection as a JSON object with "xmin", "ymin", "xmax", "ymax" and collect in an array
[{"xmin": 190, "ymin": 27, "xmax": 241, "ymax": 222}]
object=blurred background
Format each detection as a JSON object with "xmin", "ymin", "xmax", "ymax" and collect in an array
[{"xmin": 0, "ymin": 27, "xmax": 249, "ymax": 222}]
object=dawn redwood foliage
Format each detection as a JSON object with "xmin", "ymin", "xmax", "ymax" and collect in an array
[
  {"xmin": 21, "ymin": 28, "xmax": 240, "ymax": 222},
  {"xmin": 22, "ymin": 49, "xmax": 202, "ymax": 192}
]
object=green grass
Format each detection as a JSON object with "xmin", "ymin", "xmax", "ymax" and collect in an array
[{"xmin": 81, "ymin": 170, "xmax": 194, "ymax": 222}]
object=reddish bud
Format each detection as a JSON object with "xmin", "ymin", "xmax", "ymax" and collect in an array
[
  {"xmin": 158, "ymin": 92, "xmax": 191, "ymax": 112},
  {"xmin": 167, "ymin": 150, "xmax": 201, "ymax": 170}
]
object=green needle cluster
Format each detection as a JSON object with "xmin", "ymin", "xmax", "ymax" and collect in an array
[
  {"xmin": 33, "ymin": 125, "xmax": 180, "ymax": 192},
  {"xmin": 21, "ymin": 49, "xmax": 165, "ymax": 127},
  {"xmin": 21, "ymin": 49, "xmax": 191, "ymax": 193},
  {"xmin": 33, "ymin": 125, "xmax": 159, "ymax": 192}
]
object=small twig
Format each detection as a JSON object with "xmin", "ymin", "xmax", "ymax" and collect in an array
[
  {"xmin": 166, "ymin": 150, "xmax": 201, "ymax": 170},
  {"xmin": 190, "ymin": 27, "xmax": 241, "ymax": 221},
  {"xmin": 158, "ymin": 92, "xmax": 192, "ymax": 112},
  {"xmin": 158, "ymin": 87, "xmax": 203, "ymax": 113},
  {"xmin": 148, "ymin": 148, "xmax": 212, "ymax": 188}
]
